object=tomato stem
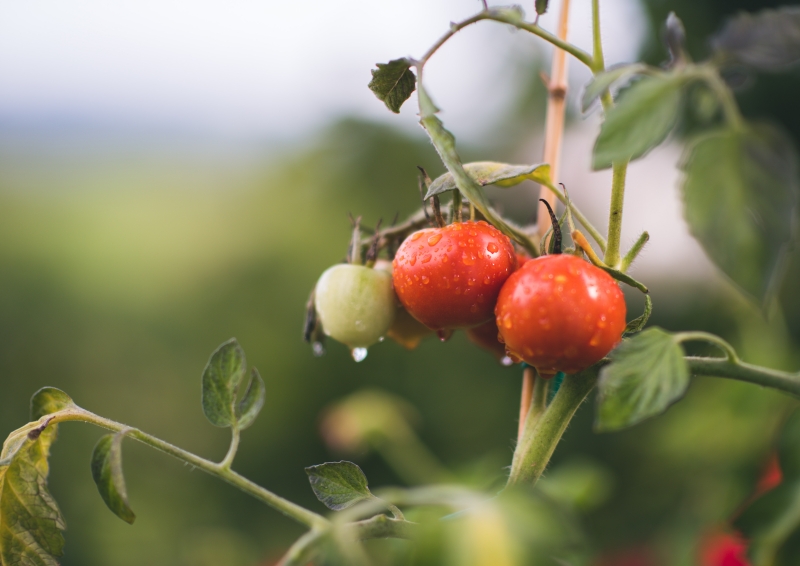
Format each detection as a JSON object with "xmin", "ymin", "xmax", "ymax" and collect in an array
[
  {"xmin": 603, "ymin": 162, "xmax": 629, "ymax": 269},
  {"xmin": 507, "ymin": 370, "xmax": 598, "ymax": 487},
  {"xmin": 31, "ymin": 408, "xmax": 329, "ymax": 530}
]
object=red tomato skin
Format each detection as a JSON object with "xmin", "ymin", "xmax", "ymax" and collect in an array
[
  {"xmin": 495, "ymin": 254, "xmax": 626, "ymax": 374},
  {"xmin": 392, "ymin": 221, "xmax": 517, "ymax": 330}
]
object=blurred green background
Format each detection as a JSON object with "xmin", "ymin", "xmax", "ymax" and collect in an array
[{"xmin": 2, "ymin": 1, "xmax": 800, "ymax": 565}]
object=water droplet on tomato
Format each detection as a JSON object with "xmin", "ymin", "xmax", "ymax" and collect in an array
[
  {"xmin": 421, "ymin": 254, "xmax": 432, "ymax": 263},
  {"xmin": 351, "ymin": 347, "xmax": 368, "ymax": 362},
  {"xmin": 462, "ymin": 253, "xmax": 475, "ymax": 265},
  {"xmin": 470, "ymin": 304, "xmax": 478, "ymax": 313},
  {"xmin": 409, "ymin": 254, "xmax": 417, "ymax": 266},
  {"xmin": 487, "ymin": 242, "xmax": 498, "ymax": 253},
  {"xmin": 437, "ymin": 329, "xmax": 454, "ymax": 342},
  {"xmin": 427, "ymin": 234, "xmax": 442, "ymax": 246},
  {"xmin": 501, "ymin": 356, "xmax": 514, "ymax": 366},
  {"xmin": 469, "ymin": 229, "xmax": 477, "ymax": 236},
  {"xmin": 483, "ymin": 277, "xmax": 491, "ymax": 285},
  {"xmin": 422, "ymin": 276, "xmax": 430, "ymax": 284},
  {"xmin": 410, "ymin": 232, "xmax": 423, "ymax": 241},
  {"xmin": 312, "ymin": 342, "xmax": 325, "ymax": 357}
]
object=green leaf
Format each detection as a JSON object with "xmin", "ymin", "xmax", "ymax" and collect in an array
[
  {"xmin": 236, "ymin": 368, "xmax": 266, "ymax": 431},
  {"xmin": 425, "ymin": 162, "xmax": 550, "ymax": 199},
  {"xmin": 592, "ymin": 74, "xmax": 685, "ymax": 170},
  {"xmin": 201, "ymin": 338, "xmax": 247, "ymax": 428},
  {"xmin": 735, "ymin": 412, "xmax": 800, "ymax": 564},
  {"xmin": 581, "ymin": 63, "xmax": 647, "ymax": 113},
  {"xmin": 305, "ymin": 461, "xmax": 374, "ymax": 511},
  {"xmin": 711, "ymin": 7, "xmax": 800, "ymax": 72},
  {"xmin": 681, "ymin": 124, "xmax": 799, "ymax": 302},
  {"xmin": 31, "ymin": 387, "xmax": 76, "ymax": 420},
  {"xmin": 368, "ymin": 59, "xmax": 416, "ymax": 114},
  {"xmin": 624, "ymin": 295, "xmax": 653, "ymax": 336},
  {"xmin": 91, "ymin": 431, "xmax": 136, "ymax": 525},
  {"xmin": 535, "ymin": 0, "xmax": 549, "ymax": 16},
  {"xmin": 596, "ymin": 328, "xmax": 689, "ymax": 432},
  {"xmin": 0, "ymin": 420, "xmax": 65, "ymax": 564}
]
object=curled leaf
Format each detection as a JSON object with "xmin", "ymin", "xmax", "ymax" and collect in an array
[
  {"xmin": 368, "ymin": 59, "xmax": 416, "ymax": 114},
  {"xmin": 0, "ymin": 415, "xmax": 66, "ymax": 564},
  {"xmin": 91, "ymin": 430, "xmax": 136, "ymax": 524},
  {"xmin": 425, "ymin": 162, "xmax": 550, "ymax": 199}
]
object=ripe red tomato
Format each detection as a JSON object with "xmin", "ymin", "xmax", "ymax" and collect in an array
[
  {"xmin": 393, "ymin": 221, "xmax": 517, "ymax": 330},
  {"xmin": 495, "ymin": 254, "xmax": 626, "ymax": 374}
]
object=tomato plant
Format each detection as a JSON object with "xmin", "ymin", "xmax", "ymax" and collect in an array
[{"xmin": 3, "ymin": 2, "xmax": 800, "ymax": 566}]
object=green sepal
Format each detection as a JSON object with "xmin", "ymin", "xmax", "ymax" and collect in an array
[{"xmin": 624, "ymin": 295, "xmax": 653, "ymax": 336}]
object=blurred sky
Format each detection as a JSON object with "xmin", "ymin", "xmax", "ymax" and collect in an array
[
  {"xmin": 0, "ymin": 0, "xmax": 647, "ymax": 141},
  {"xmin": 0, "ymin": 0, "xmax": 722, "ymax": 284}
]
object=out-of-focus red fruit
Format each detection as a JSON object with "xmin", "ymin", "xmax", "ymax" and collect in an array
[
  {"xmin": 374, "ymin": 259, "xmax": 434, "ymax": 349},
  {"xmin": 755, "ymin": 452, "xmax": 783, "ymax": 496},
  {"xmin": 466, "ymin": 319, "xmax": 514, "ymax": 365},
  {"xmin": 699, "ymin": 531, "xmax": 750, "ymax": 566},
  {"xmin": 387, "ymin": 307, "xmax": 435, "ymax": 350}
]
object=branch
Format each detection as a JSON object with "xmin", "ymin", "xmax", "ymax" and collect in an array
[
  {"xmin": 417, "ymin": 9, "xmax": 593, "ymax": 70},
  {"xmin": 688, "ymin": 357, "xmax": 800, "ymax": 398},
  {"xmin": 32, "ymin": 409, "xmax": 329, "ymax": 530},
  {"xmin": 507, "ymin": 370, "xmax": 597, "ymax": 487}
]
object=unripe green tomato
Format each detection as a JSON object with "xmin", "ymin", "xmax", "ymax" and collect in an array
[{"xmin": 314, "ymin": 264, "xmax": 396, "ymax": 348}]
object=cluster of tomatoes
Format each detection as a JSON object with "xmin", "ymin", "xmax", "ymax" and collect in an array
[{"xmin": 312, "ymin": 215, "xmax": 627, "ymax": 376}]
